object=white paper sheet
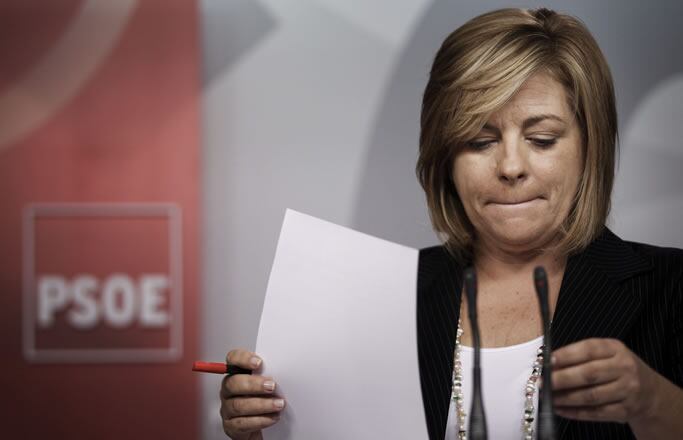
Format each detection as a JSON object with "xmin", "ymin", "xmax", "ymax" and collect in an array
[{"xmin": 255, "ymin": 209, "xmax": 428, "ymax": 439}]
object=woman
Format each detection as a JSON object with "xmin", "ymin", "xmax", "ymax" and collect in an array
[{"xmin": 220, "ymin": 8, "xmax": 683, "ymax": 440}]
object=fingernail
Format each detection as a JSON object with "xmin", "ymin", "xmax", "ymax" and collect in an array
[
  {"xmin": 263, "ymin": 380, "xmax": 275, "ymax": 392},
  {"xmin": 551, "ymin": 355, "xmax": 557, "ymax": 365},
  {"xmin": 273, "ymin": 398, "xmax": 285, "ymax": 409},
  {"xmin": 250, "ymin": 356, "xmax": 262, "ymax": 368}
]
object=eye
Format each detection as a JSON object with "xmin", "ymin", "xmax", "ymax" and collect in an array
[
  {"xmin": 528, "ymin": 137, "xmax": 557, "ymax": 148},
  {"xmin": 466, "ymin": 139, "xmax": 496, "ymax": 151}
]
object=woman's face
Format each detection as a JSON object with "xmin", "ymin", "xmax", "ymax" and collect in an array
[{"xmin": 452, "ymin": 72, "xmax": 583, "ymax": 254}]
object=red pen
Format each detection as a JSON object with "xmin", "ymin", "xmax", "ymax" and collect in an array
[{"xmin": 192, "ymin": 361, "xmax": 252, "ymax": 375}]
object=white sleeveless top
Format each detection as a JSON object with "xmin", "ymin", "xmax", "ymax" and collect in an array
[{"xmin": 444, "ymin": 336, "xmax": 544, "ymax": 440}]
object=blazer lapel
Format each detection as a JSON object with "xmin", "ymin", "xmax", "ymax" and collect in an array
[
  {"xmin": 550, "ymin": 228, "xmax": 652, "ymax": 438},
  {"xmin": 417, "ymin": 247, "xmax": 463, "ymax": 440}
]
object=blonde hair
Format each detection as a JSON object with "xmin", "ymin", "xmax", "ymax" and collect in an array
[{"xmin": 416, "ymin": 7, "xmax": 617, "ymax": 261}]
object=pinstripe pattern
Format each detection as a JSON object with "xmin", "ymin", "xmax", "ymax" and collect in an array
[{"xmin": 417, "ymin": 228, "xmax": 683, "ymax": 439}]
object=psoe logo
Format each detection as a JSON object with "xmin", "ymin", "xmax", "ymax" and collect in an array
[{"xmin": 22, "ymin": 203, "xmax": 182, "ymax": 363}]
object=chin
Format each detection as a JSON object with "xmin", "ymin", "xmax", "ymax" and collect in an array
[{"xmin": 487, "ymin": 223, "xmax": 554, "ymax": 250}]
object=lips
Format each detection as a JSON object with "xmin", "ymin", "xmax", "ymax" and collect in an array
[{"xmin": 488, "ymin": 197, "xmax": 542, "ymax": 205}]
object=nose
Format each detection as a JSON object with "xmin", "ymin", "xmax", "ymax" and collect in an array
[{"xmin": 496, "ymin": 138, "xmax": 528, "ymax": 184}]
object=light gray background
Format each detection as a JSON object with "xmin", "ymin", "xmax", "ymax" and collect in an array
[{"xmin": 199, "ymin": 1, "xmax": 683, "ymax": 438}]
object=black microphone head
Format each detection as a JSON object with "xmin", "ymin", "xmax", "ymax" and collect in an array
[
  {"xmin": 534, "ymin": 265, "xmax": 547, "ymax": 284},
  {"xmin": 464, "ymin": 266, "xmax": 477, "ymax": 288},
  {"xmin": 464, "ymin": 267, "xmax": 478, "ymax": 318},
  {"xmin": 533, "ymin": 266, "xmax": 549, "ymax": 304}
]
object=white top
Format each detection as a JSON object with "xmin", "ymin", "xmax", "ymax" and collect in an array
[{"xmin": 444, "ymin": 336, "xmax": 544, "ymax": 440}]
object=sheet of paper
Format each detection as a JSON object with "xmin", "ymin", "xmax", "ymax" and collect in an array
[{"xmin": 255, "ymin": 209, "xmax": 428, "ymax": 439}]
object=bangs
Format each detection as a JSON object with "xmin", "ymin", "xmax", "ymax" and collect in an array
[{"xmin": 440, "ymin": 40, "xmax": 552, "ymax": 149}]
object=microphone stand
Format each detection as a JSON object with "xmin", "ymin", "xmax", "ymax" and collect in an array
[
  {"xmin": 464, "ymin": 267, "xmax": 488, "ymax": 440},
  {"xmin": 533, "ymin": 266, "xmax": 556, "ymax": 440}
]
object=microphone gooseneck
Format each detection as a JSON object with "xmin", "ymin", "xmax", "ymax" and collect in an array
[
  {"xmin": 464, "ymin": 267, "xmax": 488, "ymax": 440},
  {"xmin": 533, "ymin": 266, "xmax": 556, "ymax": 440}
]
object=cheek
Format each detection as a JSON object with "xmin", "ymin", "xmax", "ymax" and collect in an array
[
  {"xmin": 452, "ymin": 156, "xmax": 481, "ymax": 203},
  {"xmin": 541, "ymin": 153, "xmax": 582, "ymax": 205}
]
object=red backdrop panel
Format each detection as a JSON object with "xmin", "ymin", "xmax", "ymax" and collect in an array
[{"xmin": 0, "ymin": 1, "xmax": 200, "ymax": 438}]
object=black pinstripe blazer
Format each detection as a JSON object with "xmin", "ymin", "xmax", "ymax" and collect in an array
[{"xmin": 417, "ymin": 227, "xmax": 683, "ymax": 439}]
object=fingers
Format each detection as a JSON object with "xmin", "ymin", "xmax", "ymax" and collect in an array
[
  {"xmin": 222, "ymin": 397, "xmax": 286, "ymax": 418},
  {"xmin": 552, "ymin": 357, "xmax": 622, "ymax": 391},
  {"xmin": 222, "ymin": 374, "xmax": 277, "ymax": 398},
  {"xmin": 220, "ymin": 351, "xmax": 282, "ymax": 438},
  {"xmin": 552, "ymin": 338, "xmax": 621, "ymax": 368},
  {"xmin": 222, "ymin": 413, "xmax": 280, "ymax": 437},
  {"xmin": 226, "ymin": 349, "xmax": 263, "ymax": 370},
  {"xmin": 554, "ymin": 379, "xmax": 627, "ymax": 407},
  {"xmin": 555, "ymin": 402, "xmax": 628, "ymax": 423},
  {"xmin": 222, "ymin": 350, "xmax": 271, "ymax": 399},
  {"xmin": 550, "ymin": 338, "xmax": 648, "ymax": 424}
]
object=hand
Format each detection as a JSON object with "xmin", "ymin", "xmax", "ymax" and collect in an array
[
  {"xmin": 220, "ymin": 349, "xmax": 285, "ymax": 439},
  {"xmin": 550, "ymin": 338, "xmax": 662, "ymax": 424}
]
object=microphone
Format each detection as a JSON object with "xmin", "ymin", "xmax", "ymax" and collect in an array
[
  {"xmin": 533, "ymin": 266, "xmax": 555, "ymax": 440},
  {"xmin": 464, "ymin": 267, "xmax": 488, "ymax": 440}
]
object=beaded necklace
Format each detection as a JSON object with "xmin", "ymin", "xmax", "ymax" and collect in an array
[{"xmin": 451, "ymin": 318, "xmax": 544, "ymax": 440}]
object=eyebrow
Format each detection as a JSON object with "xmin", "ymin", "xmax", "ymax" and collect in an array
[
  {"xmin": 481, "ymin": 114, "xmax": 567, "ymax": 132},
  {"xmin": 521, "ymin": 114, "xmax": 567, "ymax": 129}
]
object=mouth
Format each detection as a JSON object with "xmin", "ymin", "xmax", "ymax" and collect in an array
[{"xmin": 488, "ymin": 196, "xmax": 543, "ymax": 206}]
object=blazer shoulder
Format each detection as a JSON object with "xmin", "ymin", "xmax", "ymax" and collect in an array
[
  {"xmin": 418, "ymin": 245, "xmax": 457, "ymax": 293},
  {"xmin": 626, "ymin": 240, "xmax": 683, "ymax": 259},
  {"xmin": 619, "ymin": 240, "xmax": 683, "ymax": 307},
  {"xmin": 585, "ymin": 228, "xmax": 682, "ymax": 282},
  {"xmin": 419, "ymin": 244, "xmax": 449, "ymax": 261},
  {"xmin": 624, "ymin": 240, "xmax": 683, "ymax": 279}
]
